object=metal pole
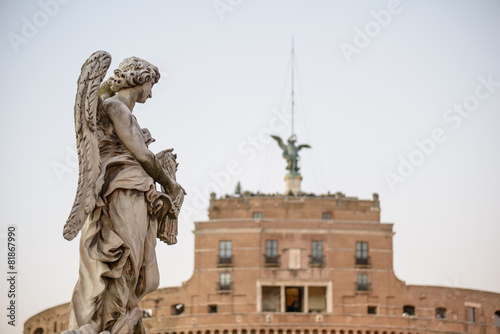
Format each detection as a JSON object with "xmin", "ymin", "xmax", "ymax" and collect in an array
[{"xmin": 291, "ymin": 35, "xmax": 295, "ymax": 138}]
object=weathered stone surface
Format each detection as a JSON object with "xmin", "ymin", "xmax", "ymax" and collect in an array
[{"xmin": 63, "ymin": 51, "xmax": 184, "ymax": 334}]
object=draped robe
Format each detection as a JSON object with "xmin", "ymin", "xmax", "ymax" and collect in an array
[{"xmin": 68, "ymin": 120, "xmax": 176, "ymax": 334}]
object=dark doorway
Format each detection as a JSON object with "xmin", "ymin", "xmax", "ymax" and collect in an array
[{"xmin": 286, "ymin": 287, "xmax": 303, "ymax": 312}]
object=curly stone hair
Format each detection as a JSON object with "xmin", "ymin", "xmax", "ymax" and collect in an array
[{"xmin": 106, "ymin": 56, "xmax": 160, "ymax": 92}]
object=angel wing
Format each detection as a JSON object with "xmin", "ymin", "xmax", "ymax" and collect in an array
[
  {"xmin": 63, "ymin": 51, "xmax": 112, "ymax": 241},
  {"xmin": 271, "ymin": 135, "xmax": 286, "ymax": 151},
  {"xmin": 297, "ymin": 144, "xmax": 311, "ymax": 151}
]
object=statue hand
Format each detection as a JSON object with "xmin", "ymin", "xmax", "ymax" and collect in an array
[
  {"xmin": 163, "ymin": 179, "xmax": 186, "ymax": 198},
  {"xmin": 152, "ymin": 197, "xmax": 163, "ymax": 215}
]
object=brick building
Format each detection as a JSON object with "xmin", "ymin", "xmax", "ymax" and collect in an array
[{"xmin": 24, "ymin": 191, "xmax": 500, "ymax": 334}]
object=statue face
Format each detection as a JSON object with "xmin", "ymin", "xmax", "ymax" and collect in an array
[{"xmin": 137, "ymin": 81, "xmax": 154, "ymax": 103}]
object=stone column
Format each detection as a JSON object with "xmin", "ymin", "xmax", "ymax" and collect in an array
[{"xmin": 303, "ymin": 286, "xmax": 309, "ymax": 313}]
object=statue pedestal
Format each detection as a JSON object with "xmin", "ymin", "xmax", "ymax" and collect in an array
[{"xmin": 285, "ymin": 173, "xmax": 302, "ymax": 195}]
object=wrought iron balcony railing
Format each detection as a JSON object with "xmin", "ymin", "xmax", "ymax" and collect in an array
[
  {"xmin": 309, "ymin": 255, "xmax": 324, "ymax": 267},
  {"xmin": 355, "ymin": 256, "xmax": 371, "ymax": 266},
  {"xmin": 264, "ymin": 255, "xmax": 280, "ymax": 267},
  {"xmin": 218, "ymin": 255, "xmax": 233, "ymax": 266},
  {"xmin": 356, "ymin": 282, "xmax": 371, "ymax": 292},
  {"xmin": 217, "ymin": 282, "xmax": 232, "ymax": 292}
]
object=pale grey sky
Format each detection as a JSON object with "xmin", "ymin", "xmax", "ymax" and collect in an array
[{"xmin": 1, "ymin": 1, "xmax": 499, "ymax": 333}]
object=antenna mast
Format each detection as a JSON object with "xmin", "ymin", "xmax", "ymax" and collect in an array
[{"xmin": 291, "ymin": 36, "xmax": 295, "ymax": 138}]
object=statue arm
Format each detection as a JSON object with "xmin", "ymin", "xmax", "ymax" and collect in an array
[{"xmin": 107, "ymin": 102, "xmax": 182, "ymax": 197}]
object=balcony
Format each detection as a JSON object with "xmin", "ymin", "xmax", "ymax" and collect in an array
[
  {"xmin": 218, "ymin": 255, "xmax": 233, "ymax": 267},
  {"xmin": 264, "ymin": 255, "xmax": 280, "ymax": 267},
  {"xmin": 356, "ymin": 282, "xmax": 371, "ymax": 292},
  {"xmin": 355, "ymin": 256, "xmax": 371, "ymax": 267},
  {"xmin": 217, "ymin": 282, "xmax": 232, "ymax": 292},
  {"xmin": 309, "ymin": 255, "xmax": 324, "ymax": 267}
]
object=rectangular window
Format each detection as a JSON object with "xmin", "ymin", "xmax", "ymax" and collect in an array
[
  {"xmin": 265, "ymin": 240, "xmax": 279, "ymax": 266},
  {"xmin": 253, "ymin": 212, "xmax": 263, "ymax": 219},
  {"xmin": 312, "ymin": 241, "xmax": 323, "ymax": 257},
  {"xmin": 321, "ymin": 212, "xmax": 331, "ymax": 220},
  {"xmin": 266, "ymin": 240, "xmax": 278, "ymax": 257},
  {"xmin": 367, "ymin": 306, "xmax": 377, "ymax": 315},
  {"xmin": 262, "ymin": 286, "xmax": 281, "ymax": 312},
  {"xmin": 308, "ymin": 286, "xmax": 327, "ymax": 313},
  {"xmin": 311, "ymin": 241, "xmax": 323, "ymax": 266},
  {"xmin": 356, "ymin": 241, "xmax": 369, "ymax": 265},
  {"xmin": 469, "ymin": 307, "xmax": 476, "ymax": 323},
  {"xmin": 219, "ymin": 240, "xmax": 232, "ymax": 264},
  {"xmin": 208, "ymin": 304, "xmax": 218, "ymax": 313},
  {"xmin": 219, "ymin": 272, "xmax": 231, "ymax": 290},
  {"xmin": 356, "ymin": 273, "xmax": 369, "ymax": 291},
  {"xmin": 436, "ymin": 307, "xmax": 446, "ymax": 319},
  {"xmin": 403, "ymin": 305, "xmax": 416, "ymax": 316}
]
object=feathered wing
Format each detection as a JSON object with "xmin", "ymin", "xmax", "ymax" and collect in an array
[
  {"xmin": 297, "ymin": 144, "xmax": 311, "ymax": 151},
  {"xmin": 271, "ymin": 135, "xmax": 286, "ymax": 150},
  {"xmin": 63, "ymin": 51, "xmax": 112, "ymax": 241}
]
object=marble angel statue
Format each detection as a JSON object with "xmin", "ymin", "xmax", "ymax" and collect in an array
[{"xmin": 62, "ymin": 51, "xmax": 185, "ymax": 334}]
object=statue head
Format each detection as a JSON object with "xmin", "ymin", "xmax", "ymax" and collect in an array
[{"xmin": 106, "ymin": 57, "xmax": 160, "ymax": 93}]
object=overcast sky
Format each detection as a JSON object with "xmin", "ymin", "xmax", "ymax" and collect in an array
[{"xmin": 1, "ymin": 1, "xmax": 499, "ymax": 333}]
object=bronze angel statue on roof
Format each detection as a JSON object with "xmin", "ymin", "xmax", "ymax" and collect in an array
[
  {"xmin": 62, "ymin": 51, "xmax": 185, "ymax": 334},
  {"xmin": 271, "ymin": 134, "xmax": 311, "ymax": 174}
]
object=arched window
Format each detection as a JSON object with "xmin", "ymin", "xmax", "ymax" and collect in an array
[
  {"xmin": 171, "ymin": 303, "xmax": 184, "ymax": 315},
  {"xmin": 494, "ymin": 310, "xmax": 500, "ymax": 327},
  {"xmin": 33, "ymin": 328, "xmax": 43, "ymax": 334}
]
